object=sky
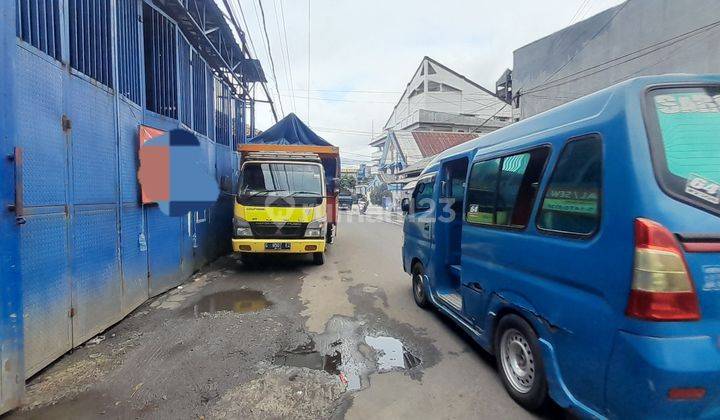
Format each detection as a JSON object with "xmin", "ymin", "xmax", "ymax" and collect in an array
[{"xmin": 228, "ymin": 0, "xmax": 625, "ymax": 162}]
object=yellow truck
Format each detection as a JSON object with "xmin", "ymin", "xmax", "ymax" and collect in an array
[{"xmin": 232, "ymin": 144, "xmax": 340, "ymax": 265}]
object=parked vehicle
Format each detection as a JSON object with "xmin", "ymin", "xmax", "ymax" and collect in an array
[
  {"xmin": 401, "ymin": 75, "xmax": 720, "ymax": 418},
  {"xmin": 338, "ymin": 192, "xmax": 353, "ymax": 210},
  {"xmin": 234, "ymin": 143, "xmax": 340, "ymax": 266}
]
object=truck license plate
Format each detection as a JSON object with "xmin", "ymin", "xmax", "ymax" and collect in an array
[{"xmin": 265, "ymin": 242, "xmax": 291, "ymax": 250}]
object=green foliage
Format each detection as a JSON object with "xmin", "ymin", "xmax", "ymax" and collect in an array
[
  {"xmin": 370, "ymin": 183, "xmax": 390, "ymax": 205},
  {"xmin": 339, "ymin": 174, "xmax": 357, "ymax": 194}
]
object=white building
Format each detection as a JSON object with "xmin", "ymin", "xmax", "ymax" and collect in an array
[
  {"xmin": 383, "ymin": 56, "xmax": 512, "ymax": 132},
  {"xmin": 370, "ymin": 56, "xmax": 511, "ymax": 174}
]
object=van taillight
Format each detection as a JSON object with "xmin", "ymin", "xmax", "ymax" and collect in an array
[{"xmin": 626, "ymin": 218, "xmax": 700, "ymax": 321}]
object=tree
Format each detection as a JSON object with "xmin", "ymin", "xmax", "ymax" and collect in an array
[
  {"xmin": 370, "ymin": 183, "xmax": 389, "ymax": 205},
  {"xmin": 339, "ymin": 174, "xmax": 357, "ymax": 194}
]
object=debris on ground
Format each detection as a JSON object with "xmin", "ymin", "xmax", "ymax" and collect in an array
[
  {"xmin": 86, "ymin": 335, "xmax": 105, "ymax": 346},
  {"xmin": 208, "ymin": 364, "xmax": 346, "ymax": 420}
]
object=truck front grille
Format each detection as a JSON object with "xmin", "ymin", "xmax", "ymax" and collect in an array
[{"xmin": 249, "ymin": 222, "xmax": 308, "ymax": 239}]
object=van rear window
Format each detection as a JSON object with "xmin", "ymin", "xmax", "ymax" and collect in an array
[{"xmin": 648, "ymin": 87, "xmax": 720, "ymax": 215}]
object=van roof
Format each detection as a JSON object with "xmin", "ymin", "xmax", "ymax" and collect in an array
[{"xmin": 421, "ymin": 74, "xmax": 720, "ymax": 175}]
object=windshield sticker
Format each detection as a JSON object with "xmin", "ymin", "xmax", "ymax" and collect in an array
[
  {"xmin": 541, "ymin": 188, "xmax": 598, "ymax": 215},
  {"xmin": 701, "ymin": 266, "xmax": 720, "ymax": 292},
  {"xmin": 655, "ymin": 93, "xmax": 720, "ymax": 114},
  {"xmin": 685, "ymin": 174, "xmax": 720, "ymax": 205}
]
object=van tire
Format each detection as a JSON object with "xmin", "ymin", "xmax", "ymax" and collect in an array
[
  {"xmin": 313, "ymin": 252, "xmax": 325, "ymax": 265},
  {"xmin": 412, "ymin": 263, "xmax": 431, "ymax": 309},
  {"xmin": 495, "ymin": 314, "xmax": 548, "ymax": 411}
]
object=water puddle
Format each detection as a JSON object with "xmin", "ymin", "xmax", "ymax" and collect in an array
[
  {"xmin": 186, "ymin": 290, "xmax": 271, "ymax": 317},
  {"xmin": 273, "ymin": 342, "xmax": 342, "ymax": 376},
  {"xmin": 274, "ymin": 318, "xmax": 422, "ymax": 392},
  {"xmin": 364, "ymin": 336, "xmax": 421, "ymax": 372}
]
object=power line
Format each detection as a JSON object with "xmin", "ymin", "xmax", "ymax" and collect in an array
[
  {"xmin": 568, "ymin": 0, "xmax": 592, "ymax": 26},
  {"xmin": 277, "ymin": 0, "xmax": 297, "ymax": 113},
  {"xmin": 257, "ymin": 0, "xmax": 285, "ymax": 116},
  {"xmin": 279, "ymin": 88, "xmax": 404, "ymax": 94},
  {"xmin": 523, "ymin": 0, "xmax": 631, "ymax": 94},
  {"xmin": 226, "ymin": 0, "xmax": 278, "ymax": 121},
  {"xmin": 522, "ymin": 18, "xmax": 720, "ymax": 95},
  {"xmin": 270, "ymin": 0, "xmax": 294, "ymax": 113},
  {"xmin": 470, "ymin": 104, "xmax": 509, "ymax": 134},
  {"xmin": 278, "ymin": 94, "xmax": 509, "ymax": 115}
]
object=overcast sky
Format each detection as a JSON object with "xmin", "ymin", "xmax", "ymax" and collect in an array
[{"xmin": 230, "ymin": 0, "xmax": 625, "ymax": 161}]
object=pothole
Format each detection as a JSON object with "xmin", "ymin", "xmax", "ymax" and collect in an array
[
  {"xmin": 273, "ymin": 342, "xmax": 342, "ymax": 375},
  {"xmin": 273, "ymin": 316, "xmax": 422, "ymax": 392},
  {"xmin": 364, "ymin": 336, "xmax": 421, "ymax": 372},
  {"xmin": 185, "ymin": 290, "xmax": 272, "ymax": 317}
]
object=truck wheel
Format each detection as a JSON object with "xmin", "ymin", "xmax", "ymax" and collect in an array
[
  {"xmin": 312, "ymin": 252, "xmax": 325, "ymax": 265},
  {"xmin": 495, "ymin": 314, "xmax": 548, "ymax": 411},
  {"xmin": 240, "ymin": 253, "xmax": 257, "ymax": 267},
  {"xmin": 412, "ymin": 263, "xmax": 430, "ymax": 308}
]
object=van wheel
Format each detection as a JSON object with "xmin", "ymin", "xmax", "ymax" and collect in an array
[
  {"xmin": 412, "ymin": 263, "xmax": 430, "ymax": 309},
  {"xmin": 312, "ymin": 252, "xmax": 325, "ymax": 265},
  {"xmin": 495, "ymin": 314, "xmax": 548, "ymax": 411}
]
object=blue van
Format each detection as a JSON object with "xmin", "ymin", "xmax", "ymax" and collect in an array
[{"xmin": 401, "ymin": 75, "xmax": 720, "ymax": 418}]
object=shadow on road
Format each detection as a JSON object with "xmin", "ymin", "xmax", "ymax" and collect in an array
[{"xmin": 428, "ymin": 305, "xmax": 575, "ymax": 420}]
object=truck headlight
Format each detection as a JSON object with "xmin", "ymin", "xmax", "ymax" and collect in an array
[
  {"xmin": 234, "ymin": 217, "xmax": 252, "ymax": 237},
  {"xmin": 305, "ymin": 218, "xmax": 326, "ymax": 238}
]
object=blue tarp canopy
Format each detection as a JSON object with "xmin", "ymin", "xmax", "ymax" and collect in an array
[{"xmin": 249, "ymin": 113, "xmax": 332, "ymax": 146}]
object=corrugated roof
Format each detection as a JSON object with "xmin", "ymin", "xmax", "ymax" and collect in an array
[
  {"xmin": 411, "ymin": 131, "xmax": 477, "ymax": 157},
  {"xmin": 396, "ymin": 156, "xmax": 434, "ymax": 176}
]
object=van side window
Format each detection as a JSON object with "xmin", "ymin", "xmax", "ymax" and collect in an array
[
  {"xmin": 537, "ymin": 137, "xmax": 602, "ymax": 236},
  {"xmin": 413, "ymin": 177, "xmax": 435, "ymax": 212},
  {"xmin": 466, "ymin": 158, "xmax": 500, "ymax": 224},
  {"xmin": 466, "ymin": 148, "xmax": 549, "ymax": 228}
]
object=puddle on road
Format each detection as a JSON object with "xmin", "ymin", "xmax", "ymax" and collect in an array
[
  {"xmin": 273, "ymin": 343, "xmax": 342, "ymax": 376},
  {"xmin": 364, "ymin": 336, "xmax": 421, "ymax": 372},
  {"xmin": 186, "ymin": 290, "xmax": 271, "ymax": 317},
  {"xmin": 274, "ymin": 322, "xmax": 422, "ymax": 392}
]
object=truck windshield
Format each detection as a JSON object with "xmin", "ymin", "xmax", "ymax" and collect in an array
[
  {"xmin": 239, "ymin": 162, "xmax": 323, "ymax": 197},
  {"xmin": 648, "ymin": 87, "xmax": 720, "ymax": 216}
]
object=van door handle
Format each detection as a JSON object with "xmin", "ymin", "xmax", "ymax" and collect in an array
[
  {"xmin": 7, "ymin": 148, "xmax": 26, "ymax": 225},
  {"xmin": 423, "ymin": 223, "xmax": 430, "ymax": 231},
  {"xmin": 469, "ymin": 282, "xmax": 484, "ymax": 292}
]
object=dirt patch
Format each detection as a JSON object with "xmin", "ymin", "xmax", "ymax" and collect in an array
[{"xmin": 208, "ymin": 364, "xmax": 346, "ymax": 419}]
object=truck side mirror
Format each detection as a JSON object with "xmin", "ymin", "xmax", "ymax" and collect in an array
[
  {"xmin": 220, "ymin": 175, "xmax": 233, "ymax": 193},
  {"xmin": 401, "ymin": 198, "xmax": 410, "ymax": 213}
]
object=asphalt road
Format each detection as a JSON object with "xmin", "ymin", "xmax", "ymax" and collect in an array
[{"xmin": 7, "ymin": 209, "xmax": 563, "ymax": 419}]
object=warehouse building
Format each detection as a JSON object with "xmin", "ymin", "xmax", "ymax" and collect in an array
[
  {"xmin": 0, "ymin": 1, "xmax": 265, "ymax": 413},
  {"xmin": 512, "ymin": 0, "xmax": 720, "ymax": 119}
]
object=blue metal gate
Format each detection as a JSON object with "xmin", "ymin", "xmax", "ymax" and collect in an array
[
  {"xmin": 1, "ymin": 2, "xmax": 25, "ymax": 414},
  {"xmin": 4, "ymin": 1, "xmax": 250, "ymax": 411}
]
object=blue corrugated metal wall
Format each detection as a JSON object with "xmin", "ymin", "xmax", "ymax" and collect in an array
[
  {"xmin": 7, "ymin": 0, "xmax": 246, "ymax": 389},
  {"xmin": 1, "ymin": 1, "xmax": 25, "ymax": 414}
]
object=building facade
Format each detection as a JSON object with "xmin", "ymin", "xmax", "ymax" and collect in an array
[
  {"xmin": 370, "ymin": 57, "xmax": 511, "ymax": 174},
  {"xmin": 0, "ymin": 1, "xmax": 265, "ymax": 413},
  {"xmin": 513, "ymin": 0, "xmax": 720, "ymax": 119}
]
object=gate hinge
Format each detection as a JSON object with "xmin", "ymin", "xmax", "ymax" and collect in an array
[
  {"xmin": 69, "ymin": 307, "xmax": 75, "ymax": 318},
  {"xmin": 61, "ymin": 115, "xmax": 72, "ymax": 132}
]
